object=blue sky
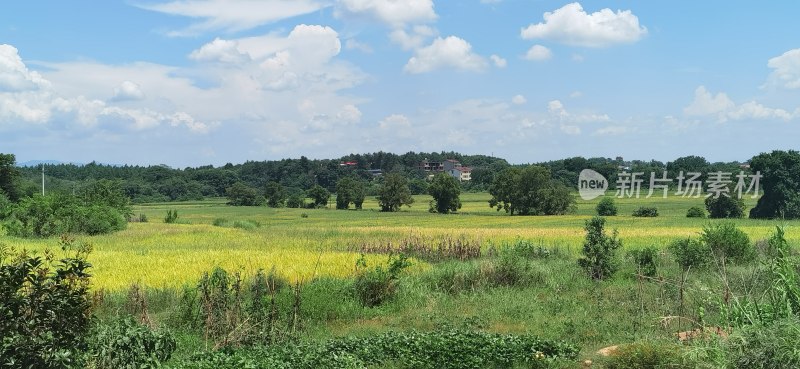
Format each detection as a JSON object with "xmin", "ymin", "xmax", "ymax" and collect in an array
[{"xmin": 1, "ymin": 1, "xmax": 799, "ymax": 167}]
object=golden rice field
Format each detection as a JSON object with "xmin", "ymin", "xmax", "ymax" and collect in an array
[{"xmin": 2, "ymin": 192, "xmax": 798, "ymax": 291}]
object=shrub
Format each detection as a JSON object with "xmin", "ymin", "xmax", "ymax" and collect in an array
[
  {"xmin": 3, "ymin": 193, "xmax": 126, "ymax": 238},
  {"xmin": 85, "ymin": 318, "xmax": 176, "ymax": 369},
  {"xmin": 701, "ymin": 222, "xmax": 755, "ymax": 264},
  {"xmin": 686, "ymin": 206, "xmax": 706, "ymax": 218},
  {"xmin": 578, "ymin": 216, "xmax": 622, "ymax": 280},
  {"xmin": 226, "ymin": 182, "xmax": 263, "ymax": 206},
  {"xmin": 286, "ymin": 193, "xmax": 305, "ymax": 209},
  {"xmin": 0, "ymin": 192, "xmax": 11, "ymax": 220},
  {"xmin": 138, "ymin": 213, "xmax": 149, "ymax": 222},
  {"xmin": 0, "ymin": 237, "xmax": 93, "ymax": 368},
  {"xmin": 307, "ymin": 185, "xmax": 330, "ymax": 208},
  {"xmin": 353, "ymin": 254, "xmax": 411, "ymax": 307},
  {"xmin": 596, "ymin": 197, "xmax": 618, "ymax": 216},
  {"xmin": 632, "ymin": 206, "xmax": 658, "ymax": 217},
  {"xmin": 164, "ymin": 209, "xmax": 179, "ymax": 224},
  {"xmin": 669, "ymin": 238, "xmax": 712, "ymax": 271},
  {"xmin": 602, "ymin": 341, "xmax": 685, "ymax": 369},
  {"xmin": 705, "ymin": 195, "xmax": 745, "ymax": 219},
  {"xmin": 628, "ymin": 246, "xmax": 658, "ymax": 277}
]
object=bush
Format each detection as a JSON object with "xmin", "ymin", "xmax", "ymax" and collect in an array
[
  {"xmin": 686, "ymin": 206, "xmax": 707, "ymax": 218},
  {"xmin": 164, "ymin": 209, "xmax": 179, "ymax": 224},
  {"xmin": 632, "ymin": 206, "xmax": 658, "ymax": 217},
  {"xmin": 602, "ymin": 341, "xmax": 685, "ymax": 369},
  {"xmin": 138, "ymin": 213, "xmax": 149, "ymax": 222},
  {"xmin": 701, "ymin": 222, "xmax": 755, "ymax": 264},
  {"xmin": 705, "ymin": 195, "xmax": 745, "ymax": 219},
  {"xmin": 578, "ymin": 216, "xmax": 622, "ymax": 280},
  {"xmin": 628, "ymin": 246, "xmax": 658, "ymax": 277},
  {"xmin": 596, "ymin": 197, "xmax": 618, "ymax": 216},
  {"xmin": 0, "ymin": 237, "xmax": 93, "ymax": 368},
  {"xmin": 226, "ymin": 182, "xmax": 263, "ymax": 206},
  {"xmin": 85, "ymin": 318, "xmax": 176, "ymax": 369},
  {"xmin": 353, "ymin": 254, "xmax": 411, "ymax": 307},
  {"xmin": 307, "ymin": 185, "xmax": 330, "ymax": 208},
  {"xmin": 0, "ymin": 192, "xmax": 11, "ymax": 220},
  {"xmin": 286, "ymin": 193, "xmax": 305, "ymax": 208},
  {"xmin": 669, "ymin": 238, "xmax": 712, "ymax": 271},
  {"xmin": 3, "ymin": 193, "xmax": 126, "ymax": 237}
]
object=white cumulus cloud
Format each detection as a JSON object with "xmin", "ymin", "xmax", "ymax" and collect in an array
[
  {"xmin": 684, "ymin": 86, "xmax": 798, "ymax": 122},
  {"xmin": 766, "ymin": 48, "xmax": 800, "ymax": 89},
  {"xmin": 138, "ymin": 0, "xmax": 328, "ymax": 36},
  {"xmin": 524, "ymin": 45, "xmax": 552, "ymax": 61},
  {"xmin": 0, "ymin": 44, "xmax": 50, "ymax": 92},
  {"xmin": 521, "ymin": 2, "xmax": 647, "ymax": 48},
  {"xmin": 404, "ymin": 36, "xmax": 488, "ymax": 74},
  {"xmin": 337, "ymin": 0, "xmax": 436, "ymax": 27},
  {"xmin": 111, "ymin": 81, "xmax": 145, "ymax": 101},
  {"xmin": 389, "ymin": 25, "xmax": 437, "ymax": 50},
  {"xmin": 490, "ymin": 55, "xmax": 507, "ymax": 68}
]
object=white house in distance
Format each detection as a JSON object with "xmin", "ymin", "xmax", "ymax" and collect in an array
[
  {"xmin": 447, "ymin": 166, "xmax": 472, "ymax": 182},
  {"xmin": 419, "ymin": 158, "xmax": 472, "ymax": 181}
]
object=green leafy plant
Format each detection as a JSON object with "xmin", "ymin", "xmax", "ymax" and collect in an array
[
  {"xmin": 0, "ymin": 236, "xmax": 93, "ymax": 369},
  {"xmin": 578, "ymin": 216, "xmax": 622, "ymax": 280},
  {"xmin": 596, "ymin": 197, "xmax": 618, "ymax": 216},
  {"xmin": 628, "ymin": 246, "xmax": 658, "ymax": 278},
  {"xmin": 669, "ymin": 238, "xmax": 712, "ymax": 271},
  {"xmin": 686, "ymin": 206, "xmax": 706, "ymax": 218},
  {"xmin": 85, "ymin": 318, "xmax": 176, "ymax": 369},
  {"xmin": 164, "ymin": 209, "xmax": 179, "ymax": 224},
  {"xmin": 701, "ymin": 222, "xmax": 755, "ymax": 264},
  {"xmin": 632, "ymin": 206, "xmax": 659, "ymax": 217},
  {"xmin": 353, "ymin": 253, "xmax": 411, "ymax": 307}
]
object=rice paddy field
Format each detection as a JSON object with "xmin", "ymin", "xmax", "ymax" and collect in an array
[{"xmin": 1, "ymin": 192, "xmax": 795, "ymax": 292}]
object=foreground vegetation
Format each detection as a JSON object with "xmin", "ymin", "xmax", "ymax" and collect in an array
[{"xmin": 5, "ymin": 191, "xmax": 800, "ymax": 367}]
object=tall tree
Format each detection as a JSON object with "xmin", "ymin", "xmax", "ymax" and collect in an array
[
  {"xmin": 377, "ymin": 173, "xmax": 414, "ymax": 212},
  {"xmin": 0, "ymin": 153, "xmax": 20, "ymax": 201},
  {"xmin": 488, "ymin": 165, "xmax": 574, "ymax": 215},
  {"xmin": 307, "ymin": 185, "xmax": 330, "ymax": 208},
  {"xmin": 265, "ymin": 181, "xmax": 287, "ymax": 208},
  {"xmin": 226, "ymin": 182, "xmax": 262, "ymax": 206},
  {"xmin": 335, "ymin": 177, "xmax": 366, "ymax": 210},
  {"xmin": 428, "ymin": 173, "xmax": 461, "ymax": 214},
  {"xmin": 749, "ymin": 150, "xmax": 800, "ymax": 219}
]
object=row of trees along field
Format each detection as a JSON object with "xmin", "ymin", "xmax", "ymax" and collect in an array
[
  {"xmin": 9, "ymin": 152, "xmax": 753, "ymax": 205},
  {"xmin": 2, "ymin": 150, "xmax": 800, "ymax": 237}
]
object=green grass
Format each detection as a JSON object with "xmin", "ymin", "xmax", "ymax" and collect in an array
[
  {"xmin": 1, "ymin": 192, "xmax": 794, "ymax": 291},
  {"xmin": 4, "ymin": 191, "xmax": 789, "ymax": 364}
]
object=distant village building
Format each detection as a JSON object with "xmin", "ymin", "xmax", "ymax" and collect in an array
[
  {"xmin": 448, "ymin": 166, "xmax": 472, "ymax": 182},
  {"xmin": 419, "ymin": 158, "xmax": 471, "ymax": 181},
  {"xmin": 418, "ymin": 159, "xmax": 444, "ymax": 172}
]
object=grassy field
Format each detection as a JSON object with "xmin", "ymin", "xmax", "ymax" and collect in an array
[
  {"xmin": 1, "ymin": 192, "xmax": 795, "ymax": 292},
  {"xmin": 4, "ymin": 191, "xmax": 797, "ymax": 364}
]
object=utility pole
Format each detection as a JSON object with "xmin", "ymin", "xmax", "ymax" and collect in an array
[{"xmin": 41, "ymin": 164, "xmax": 45, "ymax": 196}]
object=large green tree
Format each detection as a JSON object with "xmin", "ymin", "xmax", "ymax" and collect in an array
[
  {"xmin": 488, "ymin": 165, "xmax": 575, "ymax": 215},
  {"xmin": 307, "ymin": 185, "xmax": 330, "ymax": 208},
  {"xmin": 335, "ymin": 177, "xmax": 366, "ymax": 210},
  {"xmin": 0, "ymin": 153, "xmax": 20, "ymax": 201},
  {"xmin": 226, "ymin": 182, "xmax": 262, "ymax": 206},
  {"xmin": 377, "ymin": 173, "xmax": 414, "ymax": 212},
  {"xmin": 264, "ymin": 181, "xmax": 287, "ymax": 208},
  {"xmin": 428, "ymin": 173, "xmax": 461, "ymax": 214},
  {"xmin": 749, "ymin": 150, "xmax": 800, "ymax": 219}
]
